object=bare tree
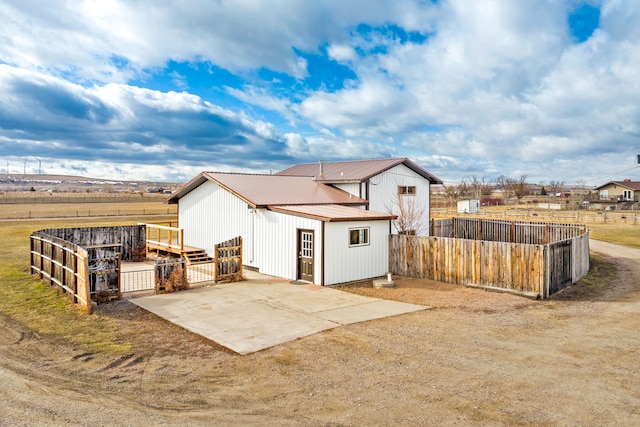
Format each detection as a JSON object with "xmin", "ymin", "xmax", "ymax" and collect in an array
[
  {"xmin": 495, "ymin": 175, "xmax": 514, "ymax": 204},
  {"xmin": 506, "ymin": 175, "xmax": 530, "ymax": 203},
  {"xmin": 456, "ymin": 178, "xmax": 471, "ymax": 198},
  {"xmin": 547, "ymin": 180, "xmax": 565, "ymax": 195},
  {"xmin": 469, "ymin": 176, "xmax": 494, "ymax": 198},
  {"xmin": 386, "ymin": 190, "xmax": 426, "ymax": 235}
]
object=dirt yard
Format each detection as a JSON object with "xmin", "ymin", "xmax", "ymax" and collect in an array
[{"xmin": 1, "ymin": 239, "xmax": 639, "ymax": 426}]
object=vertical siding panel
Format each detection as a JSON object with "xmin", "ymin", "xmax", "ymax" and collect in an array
[
  {"xmin": 367, "ymin": 164, "xmax": 432, "ymax": 236},
  {"xmin": 179, "ymin": 180, "xmax": 255, "ymax": 266},
  {"xmin": 324, "ymin": 220, "xmax": 390, "ymax": 285}
]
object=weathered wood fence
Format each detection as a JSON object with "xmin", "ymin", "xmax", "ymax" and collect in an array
[
  {"xmin": 431, "ymin": 217, "xmax": 586, "ymax": 243},
  {"xmin": 30, "ymin": 225, "xmax": 145, "ymax": 313},
  {"xmin": 39, "ymin": 225, "xmax": 146, "ymax": 261},
  {"xmin": 391, "ymin": 218, "xmax": 590, "ymax": 298},
  {"xmin": 154, "ymin": 258, "xmax": 188, "ymax": 293},
  {"xmin": 30, "ymin": 233, "xmax": 93, "ymax": 313},
  {"xmin": 215, "ymin": 236, "xmax": 243, "ymax": 282}
]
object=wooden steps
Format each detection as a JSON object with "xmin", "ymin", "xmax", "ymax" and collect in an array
[{"xmin": 183, "ymin": 249, "xmax": 213, "ymax": 265}]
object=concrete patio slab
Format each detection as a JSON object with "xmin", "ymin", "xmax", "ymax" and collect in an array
[{"xmin": 131, "ymin": 270, "xmax": 428, "ymax": 354}]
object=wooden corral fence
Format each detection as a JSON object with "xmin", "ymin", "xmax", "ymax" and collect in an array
[
  {"xmin": 390, "ymin": 218, "xmax": 590, "ymax": 299},
  {"xmin": 30, "ymin": 232, "xmax": 92, "ymax": 314},
  {"xmin": 215, "ymin": 236, "xmax": 243, "ymax": 282},
  {"xmin": 39, "ymin": 225, "xmax": 146, "ymax": 261},
  {"xmin": 30, "ymin": 225, "xmax": 144, "ymax": 313},
  {"xmin": 432, "ymin": 208, "xmax": 640, "ymax": 225},
  {"xmin": 431, "ymin": 217, "xmax": 586, "ymax": 243}
]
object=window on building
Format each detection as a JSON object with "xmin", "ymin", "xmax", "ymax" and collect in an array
[
  {"xmin": 623, "ymin": 190, "xmax": 632, "ymax": 200},
  {"xmin": 398, "ymin": 185, "xmax": 416, "ymax": 195},
  {"xmin": 599, "ymin": 189, "xmax": 608, "ymax": 200},
  {"xmin": 349, "ymin": 227, "xmax": 369, "ymax": 247}
]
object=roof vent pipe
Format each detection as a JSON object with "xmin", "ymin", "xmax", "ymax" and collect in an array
[{"xmin": 319, "ymin": 160, "xmax": 324, "ymax": 178}]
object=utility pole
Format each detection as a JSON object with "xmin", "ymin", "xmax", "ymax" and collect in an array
[
  {"xmin": 23, "ymin": 157, "xmax": 27, "ymax": 177},
  {"xmin": 36, "ymin": 158, "xmax": 42, "ymax": 174}
]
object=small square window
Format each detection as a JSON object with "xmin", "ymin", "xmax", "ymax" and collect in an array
[
  {"xmin": 349, "ymin": 227, "xmax": 369, "ymax": 247},
  {"xmin": 398, "ymin": 185, "xmax": 416, "ymax": 195}
]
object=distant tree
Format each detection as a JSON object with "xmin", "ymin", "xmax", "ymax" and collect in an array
[
  {"xmin": 495, "ymin": 175, "xmax": 515, "ymax": 204},
  {"xmin": 547, "ymin": 180, "xmax": 565, "ymax": 195},
  {"xmin": 456, "ymin": 178, "xmax": 471, "ymax": 198},
  {"xmin": 540, "ymin": 186, "xmax": 547, "ymax": 196},
  {"xmin": 29, "ymin": 186, "xmax": 36, "ymax": 192},
  {"xmin": 506, "ymin": 175, "xmax": 530, "ymax": 203},
  {"xmin": 469, "ymin": 176, "xmax": 495, "ymax": 198}
]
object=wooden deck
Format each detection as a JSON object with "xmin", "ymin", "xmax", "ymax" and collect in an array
[{"xmin": 144, "ymin": 223, "xmax": 212, "ymax": 264}]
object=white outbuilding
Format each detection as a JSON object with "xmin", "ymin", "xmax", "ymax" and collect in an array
[{"xmin": 167, "ymin": 158, "xmax": 442, "ymax": 285}]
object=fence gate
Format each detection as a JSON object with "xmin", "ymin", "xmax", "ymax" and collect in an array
[{"xmin": 548, "ymin": 240, "xmax": 572, "ymax": 295}]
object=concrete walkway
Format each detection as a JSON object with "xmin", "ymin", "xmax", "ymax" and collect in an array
[{"xmin": 131, "ymin": 270, "xmax": 428, "ymax": 354}]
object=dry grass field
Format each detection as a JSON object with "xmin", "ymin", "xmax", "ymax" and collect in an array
[
  {"xmin": 0, "ymin": 193, "xmax": 177, "ymax": 220},
  {"xmin": 1, "ymin": 204, "xmax": 640, "ymax": 425}
]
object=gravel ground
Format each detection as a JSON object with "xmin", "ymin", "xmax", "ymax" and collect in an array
[{"xmin": 1, "ymin": 239, "xmax": 639, "ymax": 426}]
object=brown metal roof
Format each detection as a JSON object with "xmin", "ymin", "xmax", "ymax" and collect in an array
[
  {"xmin": 269, "ymin": 204, "xmax": 396, "ymax": 222},
  {"xmin": 276, "ymin": 157, "xmax": 443, "ymax": 184},
  {"xmin": 166, "ymin": 171, "xmax": 368, "ymax": 208}
]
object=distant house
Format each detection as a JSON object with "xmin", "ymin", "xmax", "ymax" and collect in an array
[
  {"xmin": 594, "ymin": 180, "xmax": 640, "ymax": 210},
  {"xmin": 167, "ymin": 158, "xmax": 442, "ymax": 285},
  {"xmin": 277, "ymin": 158, "xmax": 443, "ymax": 236}
]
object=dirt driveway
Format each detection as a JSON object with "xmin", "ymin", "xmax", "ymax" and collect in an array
[{"xmin": 1, "ymin": 239, "xmax": 639, "ymax": 425}]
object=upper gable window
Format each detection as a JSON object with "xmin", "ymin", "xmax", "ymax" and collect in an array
[{"xmin": 398, "ymin": 185, "xmax": 416, "ymax": 195}]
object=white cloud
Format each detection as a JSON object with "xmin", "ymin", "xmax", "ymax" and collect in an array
[{"xmin": 2, "ymin": 0, "xmax": 640, "ymax": 184}]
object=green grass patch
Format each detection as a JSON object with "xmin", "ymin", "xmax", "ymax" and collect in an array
[
  {"xmin": 0, "ymin": 216, "xmax": 174, "ymax": 355},
  {"xmin": 587, "ymin": 224, "xmax": 640, "ymax": 250}
]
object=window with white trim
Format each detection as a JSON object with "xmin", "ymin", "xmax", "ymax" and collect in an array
[
  {"xmin": 398, "ymin": 185, "xmax": 416, "ymax": 195},
  {"xmin": 623, "ymin": 190, "xmax": 632, "ymax": 200},
  {"xmin": 349, "ymin": 227, "xmax": 369, "ymax": 247}
]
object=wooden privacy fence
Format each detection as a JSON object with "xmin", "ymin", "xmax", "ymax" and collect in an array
[
  {"xmin": 215, "ymin": 236, "xmax": 242, "ymax": 282},
  {"xmin": 391, "ymin": 218, "xmax": 590, "ymax": 298},
  {"xmin": 39, "ymin": 225, "xmax": 146, "ymax": 261}
]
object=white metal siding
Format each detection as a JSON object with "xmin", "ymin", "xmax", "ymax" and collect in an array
[
  {"xmin": 332, "ymin": 183, "xmax": 361, "ymax": 199},
  {"xmin": 255, "ymin": 210, "xmax": 322, "ymax": 283},
  {"xmin": 178, "ymin": 180, "xmax": 257, "ymax": 267},
  {"xmin": 323, "ymin": 220, "xmax": 390, "ymax": 285},
  {"xmin": 366, "ymin": 164, "xmax": 432, "ymax": 235}
]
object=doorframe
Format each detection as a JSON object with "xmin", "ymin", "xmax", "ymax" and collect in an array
[{"xmin": 296, "ymin": 228, "xmax": 315, "ymax": 283}]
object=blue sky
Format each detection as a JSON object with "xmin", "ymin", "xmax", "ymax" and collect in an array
[{"xmin": 1, "ymin": 0, "xmax": 639, "ymax": 186}]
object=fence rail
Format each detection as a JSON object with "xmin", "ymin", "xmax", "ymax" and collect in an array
[
  {"xmin": 30, "ymin": 233, "xmax": 92, "ymax": 313},
  {"xmin": 390, "ymin": 218, "xmax": 590, "ymax": 298},
  {"xmin": 431, "ymin": 208, "xmax": 640, "ymax": 224},
  {"xmin": 432, "ymin": 217, "xmax": 586, "ymax": 244}
]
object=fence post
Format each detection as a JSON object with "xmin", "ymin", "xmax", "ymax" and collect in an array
[
  {"xmin": 478, "ymin": 218, "xmax": 482, "ymax": 241},
  {"xmin": 214, "ymin": 243, "xmax": 219, "ymax": 282},
  {"xmin": 238, "ymin": 237, "xmax": 243, "ymax": 279}
]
